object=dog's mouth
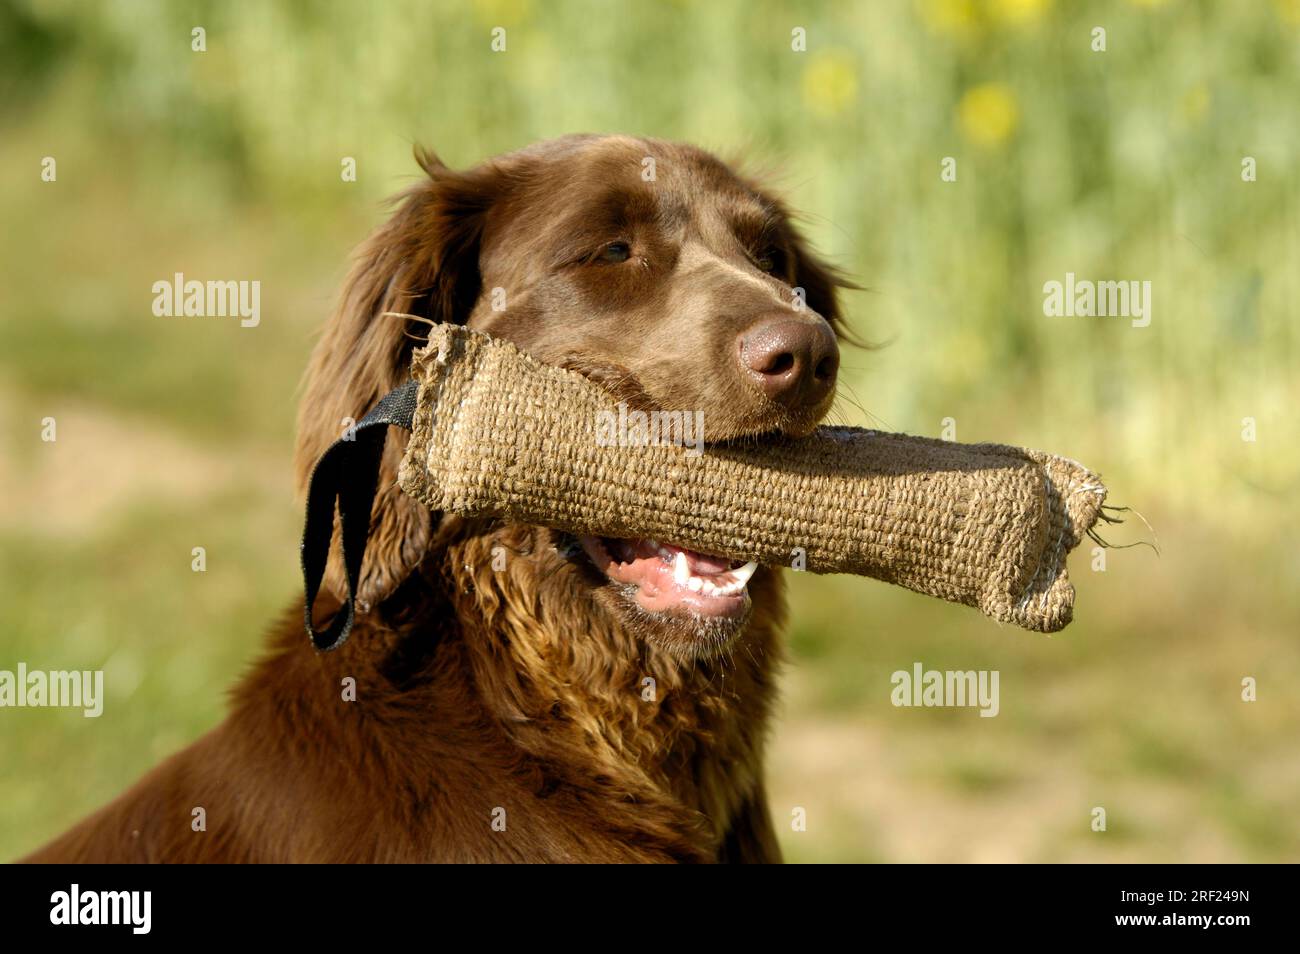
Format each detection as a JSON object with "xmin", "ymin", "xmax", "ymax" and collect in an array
[{"xmin": 576, "ymin": 535, "xmax": 757, "ymax": 619}]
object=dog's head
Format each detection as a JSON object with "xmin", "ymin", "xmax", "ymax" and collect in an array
[{"xmin": 297, "ymin": 134, "xmax": 851, "ymax": 658}]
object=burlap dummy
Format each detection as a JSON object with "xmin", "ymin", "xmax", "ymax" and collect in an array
[{"xmin": 395, "ymin": 324, "xmax": 1107, "ymax": 633}]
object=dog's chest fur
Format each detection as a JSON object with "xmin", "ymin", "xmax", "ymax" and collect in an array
[
  {"xmin": 300, "ymin": 526, "xmax": 786, "ymax": 862},
  {"xmin": 414, "ymin": 530, "xmax": 784, "ymax": 861}
]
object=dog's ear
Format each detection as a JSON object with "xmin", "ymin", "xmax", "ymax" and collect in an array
[
  {"xmin": 295, "ymin": 148, "xmax": 509, "ymax": 614},
  {"xmin": 741, "ymin": 177, "xmax": 857, "ymax": 337},
  {"xmin": 784, "ymin": 222, "xmax": 851, "ymax": 331}
]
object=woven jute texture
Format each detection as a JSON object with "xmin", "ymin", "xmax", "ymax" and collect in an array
[{"xmin": 397, "ymin": 324, "xmax": 1107, "ymax": 633}]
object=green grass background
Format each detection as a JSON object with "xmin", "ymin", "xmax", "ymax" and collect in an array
[{"xmin": 1, "ymin": 0, "xmax": 1297, "ymax": 862}]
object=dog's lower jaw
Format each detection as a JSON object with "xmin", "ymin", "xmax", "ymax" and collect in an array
[
  {"xmin": 440, "ymin": 522, "xmax": 787, "ymax": 856},
  {"xmin": 572, "ymin": 534, "xmax": 761, "ymax": 660},
  {"xmin": 601, "ymin": 579, "xmax": 754, "ymax": 661}
]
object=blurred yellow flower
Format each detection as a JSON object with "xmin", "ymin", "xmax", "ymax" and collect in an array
[
  {"xmin": 1274, "ymin": 0, "xmax": 1300, "ymax": 24},
  {"xmin": 958, "ymin": 83, "xmax": 1019, "ymax": 147},
  {"xmin": 802, "ymin": 51, "xmax": 858, "ymax": 118},
  {"xmin": 471, "ymin": 0, "xmax": 533, "ymax": 27},
  {"xmin": 918, "ymin": 0, "xmax": 1051, "ymax": 36},
  {"xmin": 989, "ymin": 0, "xmax": 1052, "ymax": 25},
  {"xmin": 917, "ymin": 0, "xmax": 978, "ymax": 38}
]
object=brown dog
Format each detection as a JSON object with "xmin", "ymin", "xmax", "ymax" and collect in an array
[{"xmin": 25, "ymin": 135, "xmax": 849, "ymax": 863}]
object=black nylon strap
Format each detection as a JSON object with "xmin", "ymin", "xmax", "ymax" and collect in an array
[{"xmin": 300, "ymin": 380, "xmax": 420, "ymax": 651}]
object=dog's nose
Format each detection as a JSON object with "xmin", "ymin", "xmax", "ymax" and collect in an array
[{"xmin": 738, "ymin": 316, "xmax": 839, "ymax": 409}]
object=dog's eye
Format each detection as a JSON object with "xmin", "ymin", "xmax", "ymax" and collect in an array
[
  {"xmin": 597, "ymin": 241, "xmax": 632, "ymax": 264},
  {"xmin": 754, "ymin": 246, "xmax": 785, "ymax": 276}
]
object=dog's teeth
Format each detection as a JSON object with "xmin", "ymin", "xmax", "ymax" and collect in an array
[
  {"xmin": 729, "ymin": 561, "xmax": 759, "ymax": 587},
  {"xmin": 676, "ymin": 553, "xmax": 696, "ymax": 590},
  {"xmin": 687, "ymin": 576, "xmax": 704, "ymax": 592}
]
